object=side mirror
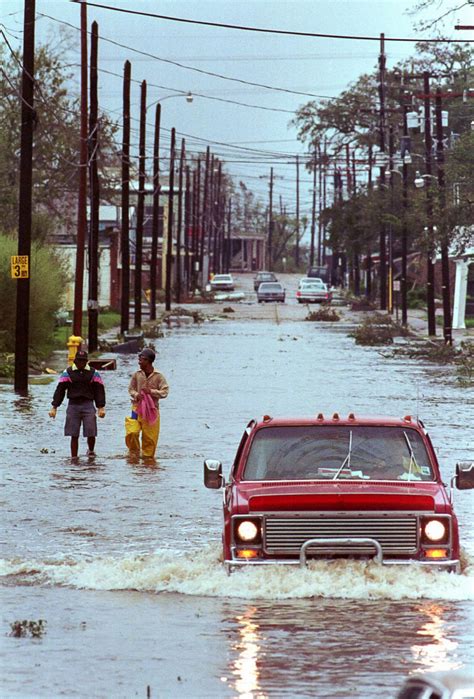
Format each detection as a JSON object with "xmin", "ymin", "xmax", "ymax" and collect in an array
[
  {"xmin": 455, "ymin": 461, "xmax": 474, "ymax": 490},
  {"xmin": 204, "ymin": 459, "xmax": 223, "ymax": 489}
]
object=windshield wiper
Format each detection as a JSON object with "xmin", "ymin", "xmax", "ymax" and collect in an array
[
  {"xmin": 333, "ymin": 430, "xmax": 353, "ymax": 480},
  {"xmin": 403, "ymin": 431, "xmax": 420, "ymax": 480}
]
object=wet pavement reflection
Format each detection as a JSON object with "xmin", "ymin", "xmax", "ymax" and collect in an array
[{"xmin": 1, "ymin": 317, "xmax": 473, "ymax": 697}]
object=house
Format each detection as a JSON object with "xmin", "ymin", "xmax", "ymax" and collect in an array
[{"xmin": 452, "ymin": 243, "xmax": 474, "ymax": 330}]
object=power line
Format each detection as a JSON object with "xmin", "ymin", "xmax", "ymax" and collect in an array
[
  {"xmin": 97, "ymin": 66, "xmax": 295, "ymax": 114},
  {"xmin": 71, "ymin": 1, "xmax": 474, "ymax": 43},
  {"xmin": 39, "ymin": 12, "xmax": 342, "ymax": 98}
]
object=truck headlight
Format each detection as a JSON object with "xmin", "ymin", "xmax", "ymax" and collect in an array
[
  {"xmin": 234, "ymin": 518, "xmax": 262, "ymax": 545},
  {"xmin": 423, "ymin": 519, "xmax": 447, "ymax": 543},
  {"xmin": 237, "ymin": 520, "xmax": 259, "ymax": 542}
]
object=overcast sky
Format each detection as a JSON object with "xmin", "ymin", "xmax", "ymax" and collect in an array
[{"xmin": 2, "ymin": 0, "xmax": 473, "ymax": 217}]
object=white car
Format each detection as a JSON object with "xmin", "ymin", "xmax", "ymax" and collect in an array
[
  {"xmin": 298, "ymin": 276, "xmax": 323, "ymax": 289},
  {"xmin": 296, "ymin": 280, "xmax": 332, "ymax": 304},
  {"xmin": 210, "ymin": 274, "xmax": 234, "ymax": 291}
]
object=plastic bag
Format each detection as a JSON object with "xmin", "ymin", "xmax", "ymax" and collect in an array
[{"xmin": 136, "ymin": 392, "xmax": 158, "ymax": 425}]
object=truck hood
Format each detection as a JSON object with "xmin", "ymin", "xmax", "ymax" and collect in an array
[{"xmin": 233, "ymin": 480, "xmax": 448, "ymax": 513}]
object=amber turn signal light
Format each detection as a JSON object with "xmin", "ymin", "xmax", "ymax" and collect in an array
[
  {"xmin": 424, "ymin": 549, "xmax": 448, "ymax": 559},
  {"xmin": 235, "ymin": 549, "xmax": 260, "ymax": 559}
]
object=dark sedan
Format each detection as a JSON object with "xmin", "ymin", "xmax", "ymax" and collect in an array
[
  {"xmin": 257, "ymin": 282, "xmax": 285, "ymax": 303},
  {"xmin": 254, "ymin": 271, "xmax": 278, "ymax": 291}
]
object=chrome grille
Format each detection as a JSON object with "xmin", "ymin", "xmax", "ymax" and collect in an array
[{"xmin": 264, "ymin": 516, "xmax": 418, "ymax": 555}]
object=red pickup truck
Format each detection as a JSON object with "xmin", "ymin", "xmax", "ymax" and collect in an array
[{"xmin": 204, "ymin": 413, "xmax": 474, "ymax": 574}]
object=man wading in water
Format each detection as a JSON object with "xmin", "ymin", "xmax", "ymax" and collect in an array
[
  {"xmin": 49, "ymin": 349, "xmax": 106, "ymax": 458},
  {"xmin": 125, "ymin": 348, "xmax": 169, "ymax": 459}
]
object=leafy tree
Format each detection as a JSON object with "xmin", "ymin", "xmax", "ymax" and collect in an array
[
  {"xmin": 231, "ymin": 181, "xmax": 266, "ymax": 237},
  {"xmin": 0, "ymin": 232, "xmax": 69, "ymax": 359},
  {"xmin": 0, "ymin": 37, "xmax": 119, "ymax": 235},
  {"xmin": 271, "ymin": 213, "xmax": 308, "ymax": 272},
  {"xmin": 293, "ymin": 40, "xmax": 474, "ymax": 277}
]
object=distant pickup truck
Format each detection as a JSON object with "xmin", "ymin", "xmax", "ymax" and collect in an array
[{"xmin": 204, "ymin": 413, "xmax": 473, "ymax": 574}]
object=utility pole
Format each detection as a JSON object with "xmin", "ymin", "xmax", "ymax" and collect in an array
[
  {"xmin": 87, "ymin": 21, "xmax": 99, "ymax": 353},
  {"xmin": 120, "ymin": 60, "xmax": 131, "ymax": 332},
  {"xmin": 200, "ymin": 147, "xmax": 210, "ymax": 285},
  {"xmin": 268, "ymin": 167, "xmax": 274, "ymax": 270},
  {"xmin": 388, "ymin": 125, "xmax": 395, "ymax": 313},
  {"xmin": 309, "ymin": 150, "xmax": 317, "ymax": 267},
  {"xmin": 378, "ymin": 33, "xmax": 387, "ymax": 311},
  {"xmin": 195, "ymin": 159, "xmax": 202, "ymax": 288},
  {"xmin": 345, "ymin": 143, "xmax": 352, "ymax": 197},
  {"xmin": 322, "ymin": 140, "xmax": 327, "ymax": 264},
  {"xmin": 318, "ymin": 144, "xmax": 323, "ymax": 265},
  {"xmin": 295, "ymin": 155, "xmax": 300, "ymax": 268},
  {"xmin": 134, "ymin": 80, "xmax": 146, "ymax": 329},
  {"xmin": 352, "ymin": 149, "xmax": 359, "ymax": 290},
  {"xmin": 332, "ymin": 166, "xmax": 344, "ymax": 286},
  {"xmin": 149, "ymin": 102, "xmax": 161, "ymax": 320},
  {"xmin": 352, "ymin": 149, "xmax": 360, "ymax": 296},
  {"xmin": 211, "ymin": 158, "xmax": 219, "ymax": 274},
  {"xmin": 192, "ymin": 161, "xmax": 200, "ymax": 290},
  {"xmin": 176, "ymin": 138, "xmax": 185, "ymax": 303},
  {"xmin": 226, "ymin": 198, "xmax": 232, "ymax": 273},
  {"xmin": 73, "ymin": 0, "xmax": 88, "ymax": 337},
  {"xmin": 213, "ymin": 161, "xmax": 222, "ymax": 273},
  {"xmin": 423, "ymin": 71, "xmax": 436, "ymax": 336},
  {"xmin": 401, "ymin": 106, "xmax": 409, "ymax": 326},
  {"xmin": 184, "ymin": 165, "xmax": 191, "ymax": 291},
  {"xmin": 366, "ymin": 145, "xmax": 373, "ymax": 299},
  {"xmin": 435, "ymin": 86, "xmax": 452, "ymax": 345},
  {"xmin": 207, "ymin": 156, "xmax": 215, "ymax": 274},
  {"xmin": 352, "ymin": 150, "xmax": 356, "ymax": 191},
  {"xmin": 14, "ymin": 0, "xmax": 35, "ymax": 394},
  {"xmin": 165, "ymin": 128, "xmax": 175, "ymax": 311}
]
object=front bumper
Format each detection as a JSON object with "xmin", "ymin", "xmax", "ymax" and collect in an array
[{"xmin": 225, "ymin": 536, "xmax": 460, "ymax": 574}]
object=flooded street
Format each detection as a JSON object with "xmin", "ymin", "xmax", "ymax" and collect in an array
[{"xmin": 1, "ymin": 298, "xmax": 473, "ymax": 698}]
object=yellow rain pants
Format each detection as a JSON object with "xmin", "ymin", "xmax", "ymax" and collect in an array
[{"xmin": 125, "ymin": 414, "xmax": 160, "ymax": 458}]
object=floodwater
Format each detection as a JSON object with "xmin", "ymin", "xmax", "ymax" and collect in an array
[{"xmin": 1, "ymin": 313, "xmax": 473, "ymax": 698}]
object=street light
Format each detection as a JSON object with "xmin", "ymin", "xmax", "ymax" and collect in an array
[
  {"xmin": 148, "ymin": 91, "xmax": 193, "ymax": 108},
  {"xmin": 414, "ymin": 171, "xmax": 438, "ymax": 188}
]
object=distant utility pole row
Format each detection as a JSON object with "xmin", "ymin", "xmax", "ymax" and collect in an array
[
  {"xmin": 14, "ymin": 0, "xmax": 233, "ymax": 392},
  {"xmin": 116, "ymin": 77, "xmax": 233, "ymax": 325},
  {"xmin": 312, "ymin": 34, "xmax": 455, "ymax": 342}
]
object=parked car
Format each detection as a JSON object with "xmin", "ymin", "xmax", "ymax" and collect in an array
[
  {"xmin": 204, "ymin": 413, "xmax": 473, "ymax": 573},
  {"xmin": 296, "ymin": 280, "xmax": 332, "ymax": 303},
  {"xmin": 254, "ymin": 271, "xmax": 278, "ymax": 291},
  {"xmin": 257, "ymin": 282, "xmax": 285, "ymax": 303},
  {"xmin": 210, "ymin": 274, "xmax": 234, "ymax": 291},
  {"xmin": 298, "ymin": 276, "xmax": 323, "ymax": 288},
  {"xmin": 396, "ymin": 670, "xmax": 474, "ymax": 699}
]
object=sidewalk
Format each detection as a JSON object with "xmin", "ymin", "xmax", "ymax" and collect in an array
[{"xmin": 406, "ymin": 308, "xmax": 473, "ymax": 343}]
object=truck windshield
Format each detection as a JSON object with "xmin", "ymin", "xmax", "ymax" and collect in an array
[{"xmin": 242, "ymin": 425, "xmax": 434, "ymax": 481}]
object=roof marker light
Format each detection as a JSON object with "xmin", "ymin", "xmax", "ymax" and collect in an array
[
  {"xmin": 317, "ymin": 413, "xmax": 324, "ymax": 420},
  {"xmin": 348, "ymin": 413, "xmax": 355, "ymax": 420},
  {"xmin": 403, "ymin": 415, "xmax": 412, "ymax": 422},
  {"xmin": 332, "ymin": 412, "xmax": 339, "ymax": 420},
  {"xmin": 263, "ymin": 415, "xmax": 272, "ymax": 422}
]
